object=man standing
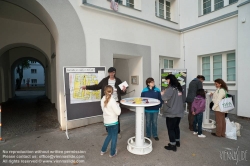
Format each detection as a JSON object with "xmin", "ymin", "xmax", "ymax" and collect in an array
[
  {"xmin": 186, "ymin": 75, "xmax": 205, "ymax": 131},
  {"xmin": 81, "ymin": 67, "xmax": 126, "ymax": 138}
]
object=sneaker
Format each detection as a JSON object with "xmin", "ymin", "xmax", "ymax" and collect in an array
[
  {"xmin": 100, "ymin": 151, "xmax": 107, "ymax": 155},
  {"xmin": 193, "ymin": 132, "xmax": 198, "ymax": 135},
  {"xmin": 109, "ymin": 150, "xmax": 117, "ymax": 158},
  {"xmin": 118, "ymin": 134, "xmax": 122, "ymax": 139},
  {"xmin": 198, "ymin": 134, "xmax": 206, "ymax": 138},
  {"xmin": 154, "ymin": 137, "xmax": 159, "ymax": 141}
]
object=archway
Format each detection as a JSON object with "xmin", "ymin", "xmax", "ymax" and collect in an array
[
  {"xmin": 12, "ymin": 57, "xmax": 46, "ymax": 97},
  {"xmin": 1, "ymin": 0, "xmax": 87, "ymax": 131}
]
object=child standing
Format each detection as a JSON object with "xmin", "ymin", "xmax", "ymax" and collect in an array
[
  {"xmin": 192, "ymin": 89, "xmax": 206, "ymax": 138},
  {"xmin": 141, "ymin": 77, "xmax": 163, "ymax": 141},
  {"xmin": 100, "ymin": 85, "xmax": 121, "ymax": 157}
]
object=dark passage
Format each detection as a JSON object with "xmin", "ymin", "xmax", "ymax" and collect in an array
[{"xmin": 1, "ymin": 92, "xmax": 59, "ymax": 140}]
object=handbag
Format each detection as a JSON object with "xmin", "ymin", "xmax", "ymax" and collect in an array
[
  {"xmin": 219, "ymin": 89, "xmax": 234, "ymax": 112},
  {"xmin": 209, "ymin": 101, "xmax": 214, "ymax": 109}
]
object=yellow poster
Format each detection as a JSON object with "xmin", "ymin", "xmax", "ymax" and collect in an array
[{"xmin": 69, "ymin": 73, "xmax": 101, "ymax": 104}]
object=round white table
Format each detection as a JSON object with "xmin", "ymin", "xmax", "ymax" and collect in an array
[{"xmin": 120, "ymin": 97, "xmax": 161, "ymax": 155}]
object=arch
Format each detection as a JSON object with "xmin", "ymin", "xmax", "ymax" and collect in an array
[
  {"xmin": 2, "ymin": 0, "xmax": 58, "ymax": 43},
  {"xmin": 11, "ymin": 57, "xmax": 45, "ymax": 72},
  {"xmin": 10, "ymin": 50, "xmax": 48, "ymax": 98},
  {"xmin": 0, "ymin": 43, "xmax": 50, "ymax": 62},
  {"xmin": 1, "ymin": 0, "xmax": 87, "ymax": 129}
]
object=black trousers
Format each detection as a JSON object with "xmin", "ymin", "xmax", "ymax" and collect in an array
[
  {"xmin": 166, "ymin": 117, "xmax": 181, "ymax": 143},
  {"xmin": 106, "ymin": 116, "xmax": 120, "ymax": 134}
]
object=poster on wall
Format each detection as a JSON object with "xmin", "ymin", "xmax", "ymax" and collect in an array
[{"xmin": 161, "ymin": 69, "xmax": 187, "ymax": 102}]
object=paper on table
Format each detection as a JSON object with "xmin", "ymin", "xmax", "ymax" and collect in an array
[{"xmin": 119, "ymin": 81, "xmax": 128, "ymax": 90}]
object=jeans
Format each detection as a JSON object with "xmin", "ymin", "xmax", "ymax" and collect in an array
[
  {"xmin": 106, "ymin": 116, "xmax": 120, "ymax": 134},
  {"xmin": 166, "ymin": 117, "xmax": 181, "ymax": 145},
  {"xmin": 193, "ymin": 113, "xmax": 203, "ymax": 135},
  {"xmin": 101, "ymin": 124, "xmax": 118, "ymax": 156},
  {"xmin": 145, "ymin": 112, "xmax": 158, "ymax": 138}
]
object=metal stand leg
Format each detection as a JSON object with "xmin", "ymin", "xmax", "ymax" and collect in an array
[{"xmin": 127, "ymin": 107, "xmax": 152, "ymax": 155}]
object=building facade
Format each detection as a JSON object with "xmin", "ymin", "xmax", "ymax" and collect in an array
[
  {"xmin": 0, "ymin": 0, "xmax": 249, "ymax": 130},
  {"xmin": 14, "ymin": 61, "xmax": 45, "ymax": 87}
]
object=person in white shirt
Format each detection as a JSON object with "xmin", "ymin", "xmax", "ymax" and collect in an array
[{"xmin": 100, "ymin": 85, "xmax": 121, "ymax": 157}]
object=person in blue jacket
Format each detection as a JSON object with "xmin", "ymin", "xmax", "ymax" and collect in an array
[{"xmin": 141, "ymin": 77, "xmax": 163, "ymax": 141}]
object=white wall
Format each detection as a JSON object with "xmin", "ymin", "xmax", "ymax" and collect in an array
[
  {"xmin": 237, "ymin": 2, "xmax": 250, "ymax": 117},
  {"xmin": 179, "ymin": 0, "xmax": 242, "ymax": 29},
  {"xmin": 0, "ymin": 18, "xmax": 51, "ymax": 59},
  {"xmin": 114, "ymin": 56, "xmax": 143, "ymax": 98},
  {"xmin": 127, "ymin": 57, "xmax": 143, "ymax": 97},
  {"xmin": 85, "ymin": 0, "xmax": 180, "ymax": 28},
  {"xmin": 182, "ymin": 16, "xmax": 238, "ymax": 90},
  {"xmin": 70, "ymin": 0, "xmax": 181, "ymax": 89}
]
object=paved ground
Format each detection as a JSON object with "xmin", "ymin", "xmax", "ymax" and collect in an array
[
  {"xmin": 1, "ymin": 92, "xmax": 59, "ymax": 140},
  {"xmin": 0, "ymin": 100, "xmax": 249, "ymax": 166}
]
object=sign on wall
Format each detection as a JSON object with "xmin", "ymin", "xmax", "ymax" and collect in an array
[
  {"xmin": 160, "ymin": 69, "xmax": 187, "ymax": 102},
  {"xmin": 63, "ymin": 67, "xmax": 106, "ymax": 120}
]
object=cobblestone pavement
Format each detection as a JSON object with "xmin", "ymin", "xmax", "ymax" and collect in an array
[{"xmin": 1, "ymin": 92, "xmax": 59, "ymax": 140}]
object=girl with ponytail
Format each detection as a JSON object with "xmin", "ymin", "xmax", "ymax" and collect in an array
[{"xmin": 100, "ymin": 85, "xmax": 121, "ymax": 157}]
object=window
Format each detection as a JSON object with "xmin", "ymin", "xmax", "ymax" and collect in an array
[
  {"xmin": 162, "ymin": 59, "xmax": 173, "ymax": 69},
  {"xmin": 165, "ymin": 1, "xmax": 170, "ymax": 20},
  {"xmin": 214, "ymin": 0, "xmax": 224, "ymax": 11},
  {"xmin": 31, "ymin": 79, "xmax": 37, "ymax": 84},
  {"xmin": 201, "ymin": 0, "xmax": 238, "ymax": 16},
  {"xmin": 227, "ymin": 53, "xmax": 235, "ymax": 81},
  {"xmin": 117, "ymin": 0, "xmax": 123, "ymax": 4},
  {"xmin": 30, "ymin": 60, "xmax": 36, "ymax": 64},
  {"xmin": 159, "ymin": 0, "xmax": 164, "ymax": 18},
  {"xmin": 201, "ymin": 52, "xmax": 236, "ymax": 82},
  {"xmin": 157, "ymin": 0, "xmax": 171, "ymax": 21},
  {"xmin": 31, "ymin": 69, "xmax": 37, "ymax": 74},
  {"xmin": 202, "ymin": 57, "xmax": 210, "ymax": 81},
  {"xmin": 126, "ymin": 0, "xmax": 134, "ymax": 8},
  {"xmin": 229, "ymin": 0, "xmax": 238, "ymax": 4},
  {"xmin": 203, "ymin": 0, "xmax": 211, "ymax": 15},
  {"xmin": 213, "ymin": 55, "xmax": 222, "ymax": 80}
]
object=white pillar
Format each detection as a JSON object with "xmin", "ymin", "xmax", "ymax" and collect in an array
[
  {"xmin": 135, "ymin": 107, "xmax": 144, "ymax": 146},
  {"xmin": 202, "ymin": 93, "xmax": 216, "ymax": 129}
]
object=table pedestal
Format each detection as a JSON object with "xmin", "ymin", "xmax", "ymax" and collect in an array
[
  {"xmin": 202, "ymin": 93, "xmax": 216, "ymax": 129},
  {"xmin": 127, "ymin": 107, "xmax": 152, "ymax": 155}
]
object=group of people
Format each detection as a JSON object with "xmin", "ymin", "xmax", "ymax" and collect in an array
[
  {"xmin": 187, "ymin": 76, "xmax": 229, "ymax": 138},
  {"xmin": 81, "ymin": 67, "xmax": 229, "ymax": 157}
]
